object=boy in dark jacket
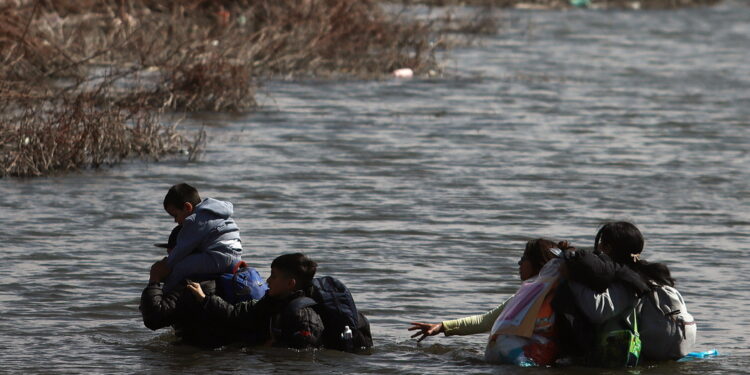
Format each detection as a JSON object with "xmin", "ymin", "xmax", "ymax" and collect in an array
[{"xmin": 187, "ymin": 253, "xmax": 324, "ymax": 349}]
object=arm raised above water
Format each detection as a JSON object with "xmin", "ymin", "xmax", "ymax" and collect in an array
[{"xmin": 409, "ymin": 296, "xmax": 512, "ymax": 341}]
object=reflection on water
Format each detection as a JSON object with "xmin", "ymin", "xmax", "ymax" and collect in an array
[{"xmin": 1, "ymin": 3, "xmax": 749, "ymax": 374}]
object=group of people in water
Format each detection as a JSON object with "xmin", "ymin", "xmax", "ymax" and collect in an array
[
  {"xmin": 141, "ymin": 183, "xmax": 361, "ymax": 349},
  {"xmin": 410, "ymin": 222, "xmax": 697, "ymax": 366},
  {"xmin": 140, "ymin": 182, "xmax": 696, "ymax": 367}
]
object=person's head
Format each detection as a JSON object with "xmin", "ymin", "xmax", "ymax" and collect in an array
[
  {"xmin": 594, "ymin": 221, "xmax": 675, "ymax": 287},
  {"xmin": 163, "ymin": 183, "xmax": 201, "ymax": 224},
  {"xmin": 594, "ymin": 221, "xmax": 644, "ymax": 265},
  {"xmin": 155, "ymin": 225, "xmax": 182, "ymax": 254},
  {"xmin": 267, "ymin": 253, "xmax": 318, "ymax": 298},
  {"xmin": 518, "ymin": 238, "xmax": 571, "ymax": 281}
]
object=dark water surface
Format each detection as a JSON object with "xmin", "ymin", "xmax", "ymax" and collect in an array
[{"xmin": 2, "ymin": 2, "xmax": 749, "ymax": 374}]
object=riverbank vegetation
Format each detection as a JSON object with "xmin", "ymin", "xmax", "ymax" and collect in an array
[
  {"xmin": 0, "ymin": 0, "xmax": 441, "ymax": 177},
  {"xmin": 392, "ymin": 0, "xmax": 721, "ymax": 9},
  {"xmin": 0, "ymin": 0, "xmax": 723, "ymax": 177}
]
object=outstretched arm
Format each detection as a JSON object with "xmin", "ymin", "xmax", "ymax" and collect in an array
[{"xmin": 408, "ymin": 297, "xmax": 510, "ymax": 341}]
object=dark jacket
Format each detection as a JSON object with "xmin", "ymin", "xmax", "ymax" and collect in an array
[
  {"xmin": 201, "ymin": 288, "xmax": 324, "ymax": 349},
  {"xmin": 564, "ymin": 250, "xmax": 650, "ymax": 295},
  {"xmin": 139, "ymin": 280, "xmax": 236, "ymax": 348},
  {"xmin": 553, "ymin": 250, "xmax": 651, "ymax": 359}
]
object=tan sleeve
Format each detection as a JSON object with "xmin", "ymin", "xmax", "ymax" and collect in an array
[{"xmin": 441, "ymin": 296, "xmax": 511, "ymax": 336}]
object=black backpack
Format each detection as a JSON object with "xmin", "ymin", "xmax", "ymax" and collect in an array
[{"xmin": 287, "ymin": 276, "xmax": 373, "ymax": 352}]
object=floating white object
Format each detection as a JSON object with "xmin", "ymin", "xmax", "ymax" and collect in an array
[{"xmin": 393, "ymin": 68, "xmax": 414, "ymax": 78}]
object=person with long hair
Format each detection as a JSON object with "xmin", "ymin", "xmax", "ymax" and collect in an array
[
  {"xmin": 409, "ymin": 238, "xmax": 574, "ymax": 366},
  {"xmin": 555, "ymin": 221, "xmax": 695, "ymax": 363}
]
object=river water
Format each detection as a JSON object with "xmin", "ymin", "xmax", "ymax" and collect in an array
[{"xmin": 1, "ymin": 2, "xmax": 749, "ymax": 374}]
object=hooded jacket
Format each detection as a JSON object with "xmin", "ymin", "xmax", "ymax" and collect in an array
[{"xmin": 166, "ymin": 198, "xmax": 242, "ymax": 269}]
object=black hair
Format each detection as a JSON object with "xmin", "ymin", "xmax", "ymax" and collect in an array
[
  {"xmin": 271, "ymin": 253, "xmax": 318, "ymax": 290},
  {"xmin": 167, "ymin": 225, "xmax": 181, "ymax": 248},
  {"xmin": 163, "ymin": 183, "xmax": 201, "ymax": 210},
  {"xmin": 523, "ymin": 238, "xmax": 574, "ymax": 274},
  {"xmin": 595, "ymin": 221, "xmax": 674, "ymax": 287}
]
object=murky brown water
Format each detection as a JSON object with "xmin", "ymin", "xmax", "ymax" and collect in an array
[{"xmin": 1, "ymin": 2, "xmax": 749, "ymax": 373}]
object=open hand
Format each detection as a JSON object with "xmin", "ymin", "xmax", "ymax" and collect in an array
[
  {"xmin": 408, "ymin": 322, "xmax": 444, "ymax": 342},
  {"xmin": 186, "ymin": 281, "xmax": 206, "ymax": 302}
]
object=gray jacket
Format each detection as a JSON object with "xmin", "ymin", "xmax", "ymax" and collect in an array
[{"xmin": 166, "ymin": 198, "xmax": 242, "ymax": 269}]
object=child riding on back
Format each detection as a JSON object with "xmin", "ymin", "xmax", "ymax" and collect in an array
[{"xmin": 160, "ymin": 183, "xmax": 243, "ymax": 292}]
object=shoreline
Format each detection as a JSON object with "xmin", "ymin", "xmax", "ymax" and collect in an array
[
  {"xmin": 0, "ymin": 0, "xmax": 726, "ymax": 177},
  {"xmin": 0, "ymin": 0, "xmax": 440, "ymax": 177},
  {"xmin": 388, "ymin": 0, "xmax": 722, "ymax": 9}
]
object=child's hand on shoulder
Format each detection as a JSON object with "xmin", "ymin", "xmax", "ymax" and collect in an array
[
  {"xmin": 186, "ymin": 281, "xmax": 206, "ymax": 302},
  {"xmin": 149, "ymin": 258, "xmax": 170, "ymax": 283}
]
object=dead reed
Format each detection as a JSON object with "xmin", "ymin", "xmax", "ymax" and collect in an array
[
  {"xmin": 0, "ymin": 88, "xmax": 199, "ymax": 178},
  {"xmin": 388, "ymin": 0, "xmax": 720, "ymax": 9},
  {"xmin": 0, "ymin": 0, "xmax": 448, "ymax": 176}
]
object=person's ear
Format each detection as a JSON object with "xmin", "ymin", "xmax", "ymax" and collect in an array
[
  {"xmin": 183, "ymin": 202, "xmax": 194, "ymax": 213},
  {"xmin": 288, "ymin": 278, "xmax": 297, "ymax": 290}
]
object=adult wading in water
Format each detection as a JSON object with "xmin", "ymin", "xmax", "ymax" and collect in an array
[
  {"xmin": 409, "ymin": 239, "xmax": 575, "ymax": 366},
  {"xmin": 553, "ymin": 221, "xmax": 696, "ymax": 363}
]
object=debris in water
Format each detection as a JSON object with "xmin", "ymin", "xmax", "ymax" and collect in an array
[{"xmin": 393, "ymin": 68, "xmax": 414, "ymax": 78}]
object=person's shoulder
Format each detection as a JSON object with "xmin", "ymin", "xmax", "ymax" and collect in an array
[{"xmin": 290, "ymin": 304, "xmax": 325, "ymax": 344}]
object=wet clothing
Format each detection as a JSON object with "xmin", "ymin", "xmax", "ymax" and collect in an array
[
  {"xmin": 441, "ymin": 292, "xmax": 558, "ymax": 366},
  {"xmin": 269, "ymin": 291, "xmax": 324, "ymax": 349},
  {"xmin": 201, "ymin": 289, "xmax": 324, "ymax": 349},
  {"xmin": 139, "ymin": 280, "xmax": 236, "ymax": 348},
  {"xmin": 164, "ymin": 198, "xmax": 243, "ymax": 292},
  {"xmin": 485, "ymin": 292, "xmax": 559, "ymax": 366}
]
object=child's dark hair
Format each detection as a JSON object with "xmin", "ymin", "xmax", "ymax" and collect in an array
[
  {"xmin": 271, "ymin": 253, "xmax": 318, "ymax": 289},
  {"xmin": 163, "ymin": 183, "xmax": 201, "ymax": 209},
  {"xmin": 523, "ymin": 238, "xmax": 573, "ymax": 273},
  {"xmin": 595, "ymin": 221, "xmax": 674, "ymax": 287}
]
